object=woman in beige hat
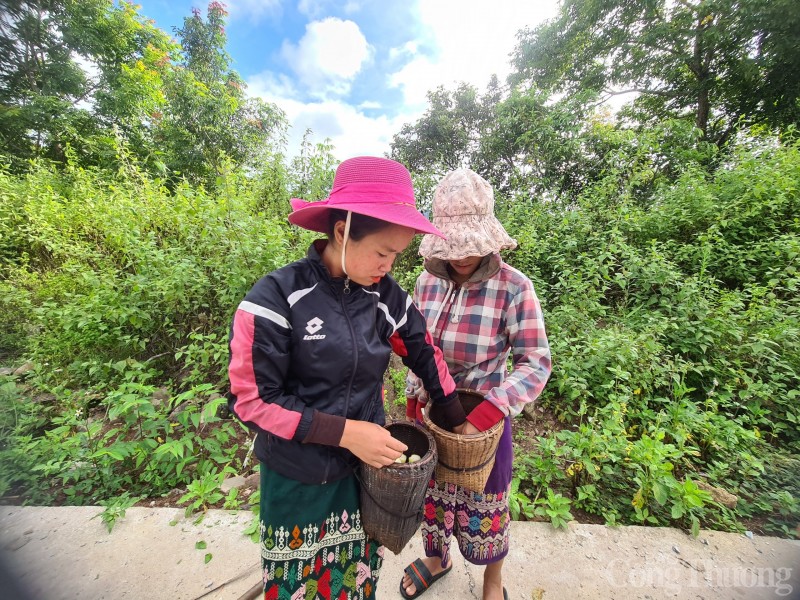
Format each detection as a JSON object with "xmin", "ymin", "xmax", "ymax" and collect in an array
[{"xmin": 401, "ymin": 168, "xmax": 552, "ymax": 600}]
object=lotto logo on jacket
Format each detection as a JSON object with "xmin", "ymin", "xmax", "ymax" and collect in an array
[{"xmin": 304, "ymin": 317, "xmax": 326, "ymax": 340}]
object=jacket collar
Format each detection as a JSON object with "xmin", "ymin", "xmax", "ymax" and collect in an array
[{"xmin": 423, "ymin": 252, "xmax": 502, "ymax": 285}]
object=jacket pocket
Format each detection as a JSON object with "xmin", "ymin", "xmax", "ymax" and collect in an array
[{"xmin": 355, "ymin": 384, "xmax": 385, "ymax": 425}]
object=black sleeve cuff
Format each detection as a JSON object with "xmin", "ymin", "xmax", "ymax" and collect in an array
[{"xmin": 302, "ymin": 410, "xmax": 346, "ymax": 446}]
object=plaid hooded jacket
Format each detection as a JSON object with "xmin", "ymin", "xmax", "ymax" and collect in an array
[{"xmin": 406, "ymin": 253, "xmax": 552, "ymax": 431}]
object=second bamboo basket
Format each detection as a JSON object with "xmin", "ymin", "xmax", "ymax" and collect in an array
[
  {"xmin": 359, "ymin": 422, "xmax": 437, "ymax": 554},
  {"xmin": 423, "ymin": 389, "xmax": 504, "ymax": 490}
]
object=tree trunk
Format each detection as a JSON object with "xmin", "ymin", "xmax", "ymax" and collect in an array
[
  {"xmin": 692, "ymin": 16, "xmax": 710, "ymax": 139},
  {"xmin": 696, "ymin": 85, "xmax": 710, "ymax": 138}
]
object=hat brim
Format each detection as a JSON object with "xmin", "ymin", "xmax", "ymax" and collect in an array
[
  {"xmin": 288, "ymin": 198, "xmax": 445, "ymax": 238},
  {"xmin": 419, "ymin": 214, "xmax": 516, "ymax": 260}
]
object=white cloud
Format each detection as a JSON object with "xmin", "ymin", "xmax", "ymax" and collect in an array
[
  {"xmin": 247, "ymin": 70, "xmax": 301, "ymax": 102},
  {"xmin": 248, "ymin": 72, "xmax": 399, "ymax": 161},
  {"xmin": 388, "ymin": 40, "xmax": 419, "ymax": 61},
  {"xmin": 280, "ymin": 18, "xmax": 372, "ymax": 98},
  {"xmin": 245, "ymin": 0, "xmax": 563, "ymax": 163},
  {"xmin": 388, "ymin": 55, "xmax": 440, "ymax": 109},
  {"xmin": 357, "ymin": 100, "xmax": 382, "ymax": 110},
  {"xmin": 342, "ymin": 1, "xmax": 361, "ymax": 14},
  {"xmin": 298, "ymin": 0, "xmax": 326, "ymax": 18},
  {"xmin": 292, "ymin": 101, "xmax": 401, "ymax": 159},
  {"xmin": 389, "ymin": 0, "xmax": 559, "ymax": 109}
]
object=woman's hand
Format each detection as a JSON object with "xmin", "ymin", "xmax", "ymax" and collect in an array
[
  {"xmin": 452, "ymin": 421, "xmax": 479, "ymax": 435},
  {"xmin": 340, "ymin": 420, "xmax": 408, "ymax": 468}
]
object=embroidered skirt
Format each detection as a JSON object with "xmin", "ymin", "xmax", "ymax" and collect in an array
[{"xmin": 259, "ymin": 466, "xmax": 383, "ymax": 600}]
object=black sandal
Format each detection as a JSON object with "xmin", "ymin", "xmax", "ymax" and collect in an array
[{"xmin": 399, "ymin": 558, "xmax": 452, "ymax": 599}]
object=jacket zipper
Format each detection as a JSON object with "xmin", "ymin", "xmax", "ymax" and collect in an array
[
  {"xmin": 320, "ymin": 285, "xmax": 358, "ymax": 485},
  {"xmin": 341, "ymin": 289, "xmax": 359, "ymax": 418}
]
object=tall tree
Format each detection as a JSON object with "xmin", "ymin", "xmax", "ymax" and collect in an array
[
  {"xmin": 510, "ymin": 0, "xmax": 800, "ymax": 147},
  {"xmin": 475, "ymin": 88, "xmax": 616, "ymax": 198},
  {"xmin": 288, "ymin": 129, "xmax": 337, "ymax": 201},
  {"xmin": 0, "ymin": 0, "xmax": 286, "ymax": 183},
  {"xmin": 0, "ymin": 0, "xmax": 175, "ymax": 168},
  {"xmin": 390, "ymin": 82, "xmax": 492, "ymax": 178},
  {"xmin": 155, "ymin": 2, "xmax": 286, "ymax": 188},
  {"xmin": 0, "ymin": 0, "xmax": 94, "ymax": 165},
  {"xmin": 389, "ymin": 78, "xmax": 613, "ymax": 199}
]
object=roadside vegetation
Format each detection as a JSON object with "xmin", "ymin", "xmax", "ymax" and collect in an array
[{"xmin": 1, "ymin": 0, "xmax": 798, "ymax": 538}]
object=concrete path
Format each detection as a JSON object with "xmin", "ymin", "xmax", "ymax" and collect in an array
[{"xmin": 1, "ymin": 506, "xmax": 798, "ymax": 600}]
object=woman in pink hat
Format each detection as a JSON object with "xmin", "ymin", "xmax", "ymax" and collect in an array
[
  {"xmin": 226, "ymin": 156, "xmax": 467, "ymax": 600},
  {"xmin": 400, "ymin": 168, "xmax": 552, "ymax": 600}
]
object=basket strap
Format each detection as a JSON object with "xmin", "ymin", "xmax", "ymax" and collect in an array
[
  {"xmin": 355, "ymin": 470, "xmax": 425, "ymax": 520},
  {"xmin": 437, "ymin": 453, "xmax": 495, "ymax": 474}
]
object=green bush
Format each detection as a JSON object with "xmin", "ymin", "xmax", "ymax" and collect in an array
[
  {"xmin": 0, "ymin": 160, "xmax": 299, "ymax": 386},
  {"xmin": 0, "ymin": 155, "xmax": 310, "ymax": 506},
  {"xmin": 505, "ymin": 135, "xmax": 800, "ymax": 536}
]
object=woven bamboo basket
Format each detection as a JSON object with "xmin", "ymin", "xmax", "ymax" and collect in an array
[
  {"xmin": 423, "ymin": 389, "xmax": 504, "ymax": 490},
  {"xmin": 359, "ymin": 422, "xmax": 437, "ymax": 554}
]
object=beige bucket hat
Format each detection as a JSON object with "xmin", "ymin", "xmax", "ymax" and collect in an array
[{"xmin": 419, "ymin": 168, "xmax": 517, "ymax": 261}]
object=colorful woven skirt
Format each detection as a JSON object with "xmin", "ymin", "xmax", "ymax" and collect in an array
[{"xmin": 259, "ymin": 465, "xmax": 383, "ymax": 600}]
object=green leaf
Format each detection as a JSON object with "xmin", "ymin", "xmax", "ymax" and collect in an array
[
  {"xmin": 195, "ymin": 541, "xmax": 207, "ymax": 550},
  {"xmin": 690, "ymin": 516, "xmax": 700, "ymax": 538},
  {"xmin": 653, "ymin": 482, "xmax": 669, "ymax": 506}
]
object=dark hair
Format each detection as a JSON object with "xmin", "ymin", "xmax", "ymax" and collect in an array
[{"xmin": 326, "ymin": 210, "xmax": 394, "ymax": 241}]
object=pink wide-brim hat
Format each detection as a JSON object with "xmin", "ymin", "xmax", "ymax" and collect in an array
[{"xmin": 288, "ymin": 156, "xmax": 445, "ymax": 238}]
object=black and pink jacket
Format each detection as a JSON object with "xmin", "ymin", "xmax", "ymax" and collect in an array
[{"xmin": 228, "ymin": 241, "xmax": 463, "ymax": 484}]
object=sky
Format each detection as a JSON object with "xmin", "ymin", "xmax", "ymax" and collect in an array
[{"xmin": 133, "ymin": 0, "xmax": 561, "ymax": 161}]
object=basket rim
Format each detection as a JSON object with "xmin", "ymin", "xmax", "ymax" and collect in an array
[
  {"xmin": 361, "ymin": 420, "xmax": 437, "ymax": 470},
  {"xmin": 454, "ymin": 387, "xmax": 486, "ymax": 397},
  {"xmin": 422, "ymin": 411, "xmax": 503, "ymax": 441},
  {"xmin": 423, "ymin": 388, "xmax": 503, "ymax": 441},
  {"xmin": 385, "ymin": 420, "xmax": 436, "ymax": 446}
]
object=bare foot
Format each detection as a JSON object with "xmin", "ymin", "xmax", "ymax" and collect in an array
[
  {"xmin": 483, "ymin": 580, "xmax": 505, "ymax": 600},
  {"xmin": 400, "ymin": 557, "xmax": 450, "ymax": 597}
]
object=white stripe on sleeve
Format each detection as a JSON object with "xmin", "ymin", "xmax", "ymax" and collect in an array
[{"xmin": 238, "ymin": 300, "xmax": 291, "ymax": 330}]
